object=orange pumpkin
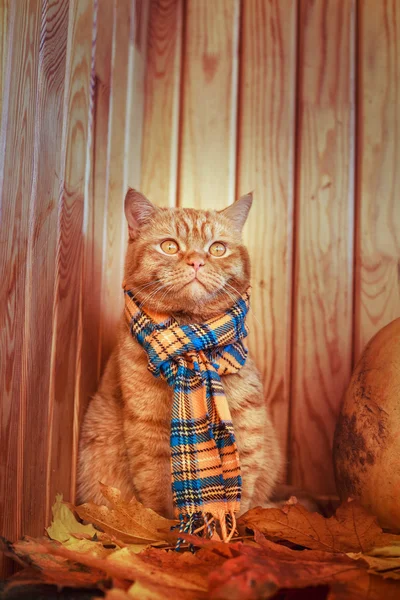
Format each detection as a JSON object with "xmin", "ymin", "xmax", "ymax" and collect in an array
[{"xmin": 333, "ymin": 318, "xmax": 400, "ymax": 529}]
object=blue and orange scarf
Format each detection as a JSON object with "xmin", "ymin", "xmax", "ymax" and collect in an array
[{"xmin": 124, "ymin": 286, "xmax": 250, "ymax": 542}]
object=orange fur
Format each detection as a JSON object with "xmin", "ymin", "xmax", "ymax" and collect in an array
[{"xmin": 78, "ymin": 190, "xmax": 282, "ymax": 516}]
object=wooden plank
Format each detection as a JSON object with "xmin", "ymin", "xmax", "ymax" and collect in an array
[
  {"xmin": 99, "ymin": 0, "xmax": 142, "ymax": 369},
  {"xmin": 0, "ymin": 0, "xmax": 41, "ymax": 577},
  {"xmin": 0, "ymin": 0, "xmax": 9, "ymax": 120},
  {"xmin": 354, "ymin": 0, "xmax": 400, "ymax": 359},
  {"xmin": 177, "ymin": 0, "xmax": 240, "ymax": 209},
  {"xmin": 125, "ymin": 0, "xmax": 150, "ymax": 192},
  {"xmin": 76, "ymin": 0, "xmax": 110, "ymax": 397},
  {"xmin": 141, "ymin": 0, "xmax": 182, "ymax": 207},
  {"xmin": 47, "ymin": 0, "xmax": 94, "ymax": 507},
  {"xmin": 290, "ymin": 0, "xmax": 355, "ymax": 494},
  {"xmin": 236, "ymin": 0, "xmax": 297, "ymax": 470},
  {"xmin": 21, "ymin": 0, "xmax": 70, "ymax": 536},
  {"xmin": 76, "ymin": 0, "xmax": 112, "ymax": 457}
]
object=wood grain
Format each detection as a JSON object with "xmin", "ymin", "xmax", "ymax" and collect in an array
[
  {"xmin": 47, "ymin": 0, "xmax": 94, "ymax": 507},
  {"xmin": 236, "ymin": 0, "xmax": 297, "ymax": 469},
  {"xmin": 354, "ymin": 0, "xmax": 400, "ymax": 359},
  {"xmin": 177, "ymin": 0, "xmax": 240, "ymax": 209},
  {"xmin": 141, "ymin": 0, "xmax": 182, "ymax": 207},
  {"xmin": 0, "ymin": 0, "xmax": 41, "ymax": 577},
  {"xmin": 77, "ymin": 0, "xmax": 112, "ymax": 444},
  {"xmin": 21, "ymin": 0, "xmax": 70, "ymax": 537},
  {"xmin": 290, "ymin": 0, "xmax": 356, "ymax": 494},
  {"xmin": 98, "ymin": 0, "xmax": 134, "ymax": 369},
  {"xmin": 125, "ymin": 0, "xmax": 150, "ymax": 192},
  {"xmin": 0, "ymin": 0, "xmax": 9, "ymax": 120}
]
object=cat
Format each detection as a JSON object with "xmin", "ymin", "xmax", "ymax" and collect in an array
[{"xmin": 77, "ymin": 189, "xmax": 282, "ymax": 518}]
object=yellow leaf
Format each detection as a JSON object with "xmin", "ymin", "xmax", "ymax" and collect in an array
[
  {"xmin": 71, "ymin": 484, "xmax": 177, "ymax": 545},
  {"xmin": 46, "ymin": 494, "xmax": 97, "ymax": 544},
  {"xmin": 104, "ymin": 590, "xmax": 131, "ymax": 600},
  {"xmin": 127, "ymin": 580, "xmax": 206, "ymax": 599},
  {"xmin": 63, "ymin": 538, "xmax": 115, "ymax": 558},
  {"xmin": 348, "ymin": 549, "xmax": 400, "ymax": 580},
  {"xmin": 126, "ymin": 543, "xmax": 152, "ymax": 554},
  {"xmin": 128, "ymin": 581, "xmax": 164, "ymax": 599},
  {"xmin": 369, "ymin": 543, "xmax": 400, "ymax": 557}
]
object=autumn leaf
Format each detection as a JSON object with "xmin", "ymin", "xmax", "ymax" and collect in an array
[
  {"xmin": 0, "ymin": 537, "xmax": 110, "ymax": 589},
  {"xmin": 46, "ymin": 493, "xmax": 97, "ymax": 544},
  {"xmin": 239, "ymin": 498, "xmax": 400, "ymax": 553},
  {"xmin": 70, "ymin": 483, "xmax": 177, "ymax": 544},
  {"xmin": 4, "ymin": 489, "xmax": 400, "ymax": 600},
  {"xmin": 204, "ymin": 534, "xmax": 366, "ymax": 599},
  {"xmin": 348, "ymin": 552, "xmax": 400, "ymax": 579},
  {"xmin": 104, "ymin": 590, "xmax": 132, "ymax": 600},
  {"xmin": 13, "ymin": 537, "xmax": 209, "ymax": 597},
  {"xmin": 2, "ymin": 567, "xmax": 108, "ymax": 599},
  {"xmin": 348, "ymin": 543, "xmax": 400, "ymax": 580},
  {"xmin": 327, "ymin": 572, "xmax": 400, "ymax": 600}
]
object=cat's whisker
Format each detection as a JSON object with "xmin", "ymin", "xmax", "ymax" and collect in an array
[
  {"xmin": 154, "ymin": 285, "xmax": 173, "ymax": 314},
  {"xmin": 203, "ymin": 273, "xmax": 264, "ymax": 329},
  {"xmin": 223, "ymin": 281, "xmax": 264, "ymax": 329},
  {"xmin": 137, "ymin": 284, "xmax": 166, "ymax": 310},
  {"xmin": 129, "ymin": 279, "xmax": 163, "ymax": 295}
]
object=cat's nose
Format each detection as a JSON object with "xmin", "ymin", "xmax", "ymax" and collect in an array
[{"xmin": 187, "ymin": 258, "xmax": 205, "ymax": 272}]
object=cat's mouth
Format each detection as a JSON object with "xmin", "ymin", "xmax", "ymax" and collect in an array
[{"xmin": 181, "ymin": 277, "xmax": 206, "ymax": 290}]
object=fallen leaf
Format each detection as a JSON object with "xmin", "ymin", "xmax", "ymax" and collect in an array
[
  {"xmin": 104, "ymin": 591, "xmax": 132, "ymax": 600},
  {"xmin": 46, "ymin": 493, "xmax": 97, "ymax": 544},
  {"xmin": 0, "ymin": 537, "xmax": 110, "ymax": 589},
  {"xmin": 239, "ymin": 499, "xmax": 400, "ymax": 553},
  {"xmin": 17, "ymin": 537, "xmax": 209, "ymax": 597},
  {"xmin": 327, "ymin": 572, "xmax": 400, "ymax": 600},
  {"xmin": 348, "ymin": 552, "xmax": 400, "ymax": 580},
  {"xmin": 71, "ymin": 484, "xmax": 176, "ymax": 544},
  {"xmin": 126, "ymin": 579, "xmax": 207, "ymax": 600},
  {"xmin": 207, "ymin": 533, "xmax": 367, "ymax": 600},
  {"xmin": 5, "ymin": 488, "xmax": 400, "ymax": 600},
  {"xmin": 2, "ymin": 568, "xmax": 107, "ymax": 599},
  {"xmin": 368, "ymin": 542, "xmax": 400, "ymax": 557}
]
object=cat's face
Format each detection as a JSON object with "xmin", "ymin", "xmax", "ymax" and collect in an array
[{"xmin": 123, "ymin": 190, "xmax": 252, "ymax": 319}]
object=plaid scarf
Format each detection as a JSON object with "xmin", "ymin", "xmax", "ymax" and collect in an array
[{"xmin": 123, "ymin": 285, "xmax": 250, "ymax": 542}]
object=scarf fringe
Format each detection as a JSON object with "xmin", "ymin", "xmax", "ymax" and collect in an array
[{"xmin": 174, "ymin": 510, "xmax": 237, "ymax": 551}]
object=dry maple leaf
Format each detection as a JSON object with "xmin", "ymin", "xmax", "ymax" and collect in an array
[
  {"xmin": 239, "ymin": 499, "xmax": 400, "ymax": 553},
  {"xmin": 0, "ymin": 537, "xmax": 110, "ymax": 590},
  {"xmin": 347, "ymin": 542, "xmax": 400, "ymax": 581},
  {"xmin": 70, "ymin": 483, "xmax": 177, "ymax": 545},
  {"xmin": 11, "ymin": 538, "xmax": 209, "ymax": 597},
  {"xmin": 327, "ymin": 572, "xmax": 400, "ymax": 600},
  {"xmin": 206, "ymin": 533, "xmax": 367, "ymax": 600},
  {"xmin": 348, "ymin": 552, "xmax": 400, "ymax": 580},
  {"xmin": 104, "ymin": 578, "xmax": 208, "ymax": 600},
  {"xmin": 174, "ymin": 531, "xmax": 398, "ymax": 600}
]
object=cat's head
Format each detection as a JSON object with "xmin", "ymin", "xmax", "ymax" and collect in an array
[{"xmin": 123, "ymin": 189, "xmax": 252, "ymax": 319}]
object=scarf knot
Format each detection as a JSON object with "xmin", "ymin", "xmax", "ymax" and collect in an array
[{"xmin": 124, "ymin": 287, "xmax": 250, "ymax": 542}]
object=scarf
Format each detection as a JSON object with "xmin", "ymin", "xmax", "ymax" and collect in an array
[{"xmin": 123, "ymin": 285, "xmax": 250, "ymax": 542}]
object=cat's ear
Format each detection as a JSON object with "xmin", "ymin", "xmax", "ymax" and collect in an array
[
  {"xmin": 124, "ymin": 188, "xmax": 157, "ymax": 239},
  {"xmin": 219, "ymin": 192, "xmax": 253, "ymax": 232}
]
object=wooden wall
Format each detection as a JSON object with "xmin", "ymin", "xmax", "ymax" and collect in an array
[
  {"xmin": 0, "ymin": 0, "xmax": 399, "ymax": 579},
  {"xmin": 140, "ymin": 0, "xmax": 400, "ymax": 494},
  {"xmin": 0, "ymin": 0, "xmax": 149, "ymax": 577}
]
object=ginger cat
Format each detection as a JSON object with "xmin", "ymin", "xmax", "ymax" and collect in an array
[{"xmin": 78, "ymin": 190, "xmax": 282, "ymax": 518}]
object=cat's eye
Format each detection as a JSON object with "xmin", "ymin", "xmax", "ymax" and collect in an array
[
  {"xmin": 209, "ymin": 242, "xmax": 226, "ymax": 257},
  {"xmin": 160, "ymin": 239, "xmax": 179, "ymax": 255}
]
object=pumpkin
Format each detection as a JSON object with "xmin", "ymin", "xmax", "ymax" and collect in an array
[{"xmin": 333, "ymin": 318, "xmax": 400, "ymax": 529}]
